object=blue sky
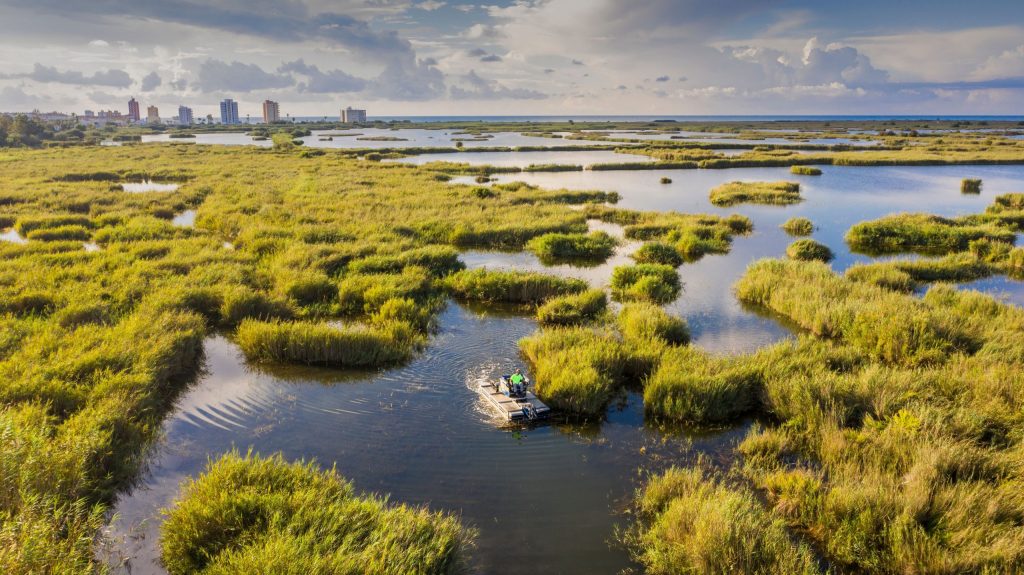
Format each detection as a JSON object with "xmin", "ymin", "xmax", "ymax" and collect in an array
[{"xmin": 0, "ymin": 0, "xmax": 1022, "ymax": 116}]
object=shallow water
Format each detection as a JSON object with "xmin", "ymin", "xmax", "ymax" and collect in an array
[
  {"xmin": 392, "ymin": 149, "xmax": 654, "ymax": 168},
  {"xmin": 105, "ymin": 158, "xmax": 1024, "ymax": 574},
  {"xmin": 104, "ymin": 311, "xmax": 742, "ymax": 575},
  {"xmin": 0, "ymin": 228, "xmax": 27, "ymax": 244},
  {"xmin": 121, "ymin": 180, "xmax": 180, "ymax": 193},
  {"xmin": 171, "ymin": 210, "xmax": 195, "ymax": 227}
]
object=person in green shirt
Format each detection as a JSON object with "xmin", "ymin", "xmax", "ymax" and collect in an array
[{"xmin": 508, "ymin": 369, "xmax": 526, "ymax": 396}]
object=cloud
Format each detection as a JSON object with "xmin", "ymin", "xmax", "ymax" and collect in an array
[
  {"xmin": 8, "ymin": 63, "xmax": 132, "ymax": 87},
  {"xmin": 278, "ymin": 59, "xmax": 366, "ymax": 93},
  {"xmin": 571, "ymin": 59, "xmax": 584, "ymax": 65},
  {"xmin": 464, "ymin": 23, "xmax": 503, "ymax": 39},
  {"xmin": 0, "ymin": 85, "xmax": 48, "ymax": 108},
  {"xmin": 480, "ymin": 54, "xmax": 502, "ymax": 62},
  {"xmin": 368, "ymin": 57, "xmax": 446, "ymax": 100},
  {"xmin": 467, "ymin": 48, "xmax": 487, "ymax": 57},
  {"xmin": 88, "ymin": 39, "xmax": 109, "ymax": 47},
  {"xmin": 415, "ymin": 1, "xmax": 446, "ymax": 10},
  {"xmin": 141, "ymin": 71, "xmax": 162, "ymax": 91},
  {"xmin": 450, "ymin": 70, "xmax": 547, "ymax": 100},
  {"xmin": 169, "ymin": 78, "xmax": 188, "ymax": 91},
  {"xmin": 195, "ymin": 59, "xmax": 293, "ymax": 92},
  {"xmin": 973, "ymin": 45, "xmax": 1024, "ymax": 79},
  {"xmin": 655, "ymin": 75, "xmax": 669, "ymax": 82}
]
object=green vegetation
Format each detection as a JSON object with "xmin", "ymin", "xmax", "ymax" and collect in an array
[
  {"xmin": 709, "ymin": 181, "xmax": 802, "ymax": 206},
  {"xmin": 161, "ymin": 451, "xmax": 472, "ymax": 575},
  {"xmin": 525, "ymin": 231, "xmax": 617, "ymax": 263},
  {"xmin": 961, "ymin": 177, "xmax": 982, "ymax": 194},
  {"xmin": 625, "ymin": 464, "xmax": 822, "ymax": 574},
  {"xmin": 780, "ymin": 216, "xmax": 815, "ymax": 236},
  {"xmin": 610, "ymin": 264, "xmax": 682, "ymax": 304},
  {"xmin": 585, "ymin": 205, "xmax": 752, "ymax": 262},
  {"xmin": 790, "ymin": 165, "xmax": 822, "ymax": 176},
  {"xmin": 659, "ymin": 177, "xmax": 672, "ymax": 184},
  {"xmin": 236, "ymin": 318, "xmax": 422, "ymax": 367},
  {"xmin": 536, "ymin": 289, "xmax": 607, "ymax": 326},
  {"xmin": 617, "ymin": 302, "xmax": 689, "ymax": 346},
  {"xmin": 786, "ymin": 238, "xmax": 834, "ymax": 262},
  {"xmin": 631, "ymin": 241, "xmax": 684, "ymax": 267},
  {"xmin": 845, "ymin": 212, "xmax": 1016, "ymax": 255},
  {"xmin": 444, "ymin": 268, "xmax": 586, "ymax": 304},
  {"xmin": 644, "ymin": 346, "xmax": 757, "ymax": 424}
]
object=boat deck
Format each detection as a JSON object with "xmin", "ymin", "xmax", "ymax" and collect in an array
[{"xmin": 479, "ymin": 382, "xmax": 551, "ymax": 421}]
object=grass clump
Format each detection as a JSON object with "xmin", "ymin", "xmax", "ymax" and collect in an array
[
  {"xmin": 617, "ymin": 303, "xmax": 689, "ymax": 345},
  {"xmin": 24, "ymin": 225, "xmax": 91, "ymax": 242},
  {"xmin": 790, "ymin": 165, "xmax": 822, "ymax": 176},
  {"xmin": 644, "ymin": 347, "xmax": 757, "ymax": 424},
  {"xmin": 659, "ymin": 177, "xmax": 672, "ymax": 184},
  {"xmin": 444, "ymin": 268, "xmax": 586, "ymax": 304},
  {"xmin": 780, "ymin": 217, "xmax": 814, "ymax": 236},
  {"xmin": 845, "ymin": 213, "xmax": 1016, "ymax": 255},
  {"xmin": 786, "ymin": 238, "xmax": 834, "ymax": 262},
  {"xmin": 236, "ymin": 319, "xmax": 420, "ymax": 368},
  {"xmin": 709, "ymin": 181, "xmax": 801, "ymax": 206},
  {"xmin": 961, "ymin": 177, "xmax": 982, "ymax": 194},
  {"xmin": 632, "ymin": 242, "xmax": 684, "ymax": 267},
  {"xmin": 611, "ymin": 264, "xmax": 681, "ymax": 304},
  {"xmin": 536, "ymin": 289, "xmax": 607, "ymax": 326},
  {"xmin": 626, "ymin": 464, "xmax": 822, "ymax": 575},
  {"xmin": 160, "ymin": 451, "xmax": 472, "ymax": 575},
  {"xmin": 519, "ymin": 327, "xmax": 627, "ymax": 415},
  {"xmin": 525, "ymin": 231, "xmax": 617, "ymax": 263},
  {"xmin": 845, "ymin": 263, "xmax": 915, "ymax": 292}
]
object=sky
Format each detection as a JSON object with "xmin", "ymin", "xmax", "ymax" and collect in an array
[{"xmin": 0, "ymin": 0, "xmax": 1022, "ymax": 117}]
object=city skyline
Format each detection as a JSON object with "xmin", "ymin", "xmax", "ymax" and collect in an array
[{"xmin": 0, "ymin": 1, "xmax": 1022, "ymax": 115}]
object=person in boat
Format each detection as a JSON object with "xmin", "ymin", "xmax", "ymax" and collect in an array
[{"xmin": 509, "ymin": 369, "xmax": 526, "ymax": 396}]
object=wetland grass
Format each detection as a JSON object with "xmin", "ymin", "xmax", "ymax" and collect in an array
[
  {"xmin": 780, "ymin": 216, "xmax": 815, "ymax": 236},
  {"xmin": 160, "ymin": 451, "xmax": 472, "ymax": 575},
  {"xmin": 786, "ymin": 238, "xmax": 834, "ymax": 262},
  {"xmin": 525, "ymin": 230, "xmax": 617, "ymax": 263},
  {"xmin": 444, "ymin": 268, "xmax": 587, "ymax": 304},
  {"xmin": 631, "ymin": 241, "xmax": 685, "ymax": 267},
  {"xmin": 536, "ymin": 288, "xmax": 607, "ymax": 326},
  {"xmin": 790, "ymin": 165, "xmax": 822, "ymax": 176},
  {"xmin": 610, "ymin": 264, "xmax": 682, "ymax": 304},
  {"xmin": 961, "ymin": 177, "xmax": 982, "ymax": 194},
  {"xmin": 845, "ymin": 213, "xmax": 1016, "ymax": 255},
  {"xmin": 708, "ymin": 181, "xmax": 802, "ymax": 206}
]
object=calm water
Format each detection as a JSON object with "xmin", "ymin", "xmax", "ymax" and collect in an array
[
  {"xmin": 105, "ymin": 158, "xmax": 1024, "ymax": 574},
  {"xmin": 171, "ymin": 210, "xmax": 195, "ymax": 227},
  {"xmin": 393, "ymin": 149, "xmax": 653, "ymax": 168},
  {"xmin": 122, "ymin": 180, "xmax": 180, "ymax": 193}
]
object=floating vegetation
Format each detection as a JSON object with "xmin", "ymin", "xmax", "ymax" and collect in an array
[{"xmin": 709, "ymin": 181, "xmax": 802, "ymax": 206}]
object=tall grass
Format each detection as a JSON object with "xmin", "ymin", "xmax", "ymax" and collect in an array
[
  {"xmin": 631, "ymin": 242, "xmax": 684, "ymax": 267},
  {"xmin": 444, "ymin": 268, "xmax": 586, "ymax": 304},
  {"xmin": 781, "ymin": 217, "xmax": 814, "ymax": 236},
  {"xmin": 961, "ymin": 178, "xmax": 982, "ymax": 194},
  {"xmin": 845, "ymin": 213, "xmax": 1016, "ymax": 255},
  {"xmin": 610, "ymin": 264, "xmax": 681, "ymax": 304},
  {"xmin": 790, "ymin": 166, "xmax": 822, "ymax": 176},
  {"xmin": 644, "ymin": 346, "xmax": 758, "ymax": 424},
  {"xmin": 161, "ymin": 451, "xmax": 472, "ymax": 575},
  {"xmin": 525, "ymin": 231, "xmax": 617, "ymax": 262},
  {"xmin": 617, "ymin": 302, "xmax": 689, "ymax": 345},
  {"xmin": 786, "ymin": 238, "xmax": 834, "ymax": 262},
  {"xmin": 626, "ymin": 464, "xmax": 822, "ymax": 574},
  {"xmin": 536, "ymin": 289, "xmax": 607, "ymax": 326},
  {"xmin": 236, "ymin": 318, "xmax": 420, "ymax": 367},
  {"xmin": 519, "ymin": 327, "xmax": 628, "ymax": 415},
  {"xmin": 709, "ymin": 181, "xmax": 801, "ymax": 206}
]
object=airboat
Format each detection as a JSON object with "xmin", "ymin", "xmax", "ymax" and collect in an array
[{"xmin": 478, "ymin": 373, "xmax": 551, "ymax": 422}]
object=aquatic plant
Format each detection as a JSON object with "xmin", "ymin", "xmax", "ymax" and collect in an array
[
  {"xmin": 631, "ymin": 241, "xmax": 684, "ymax": 267},
  {"xmin": 525, "ymin": 231, "xmax": 617, "ymax": 262},
  {"xmin": 961, "ymin": 177, "xmax": 982, "ymax": 194},
  {"xmin": 160, "ymin": 451, "xmax": 472, "ymax": 575},
  {"xmin": 780, "ymin": 217, "xmax": 814, "ymax": 236},
  {"xmin": 235, "ymin": 318, "xmax": 420, "ymax": 367},
  {"xmin": 519, "ymin": 327, "xmax": 627, "ymax": 415},
  {"xmin": 709, "ymin": 181, "xmax": 801, "ymax": 206},
  {"xmin": 536, "ymin": 289, "xmax": 607, "ymax": 326},
  {"xmin": 625, "ymin": 464, "xmax": 822, "ymax": 575},
  {"xmin": 617, "ymin": 302, "xmax": 689, "ymax": 345},
  {"xmin": 644, "ymin": 346, "xmax": 757, "ymax": 424},
  {"xmin": 444, "ymin": 268, "xmax": 586, "ymax": 304},
  {"xmin": 659, "ymin": 177, "xmax": 672, "ymax": 184},
  {"xmin": 786, "ymin": 238, "xmax": 834, "ymax": 262},
  {"xmin": 790, "ymin": 165, "xmax": 822, "ymax": 176},
  {"xmin": 845, "ymin": 213, "xmax": 1016, "ymax": 255},
  {"xmin": 610, "ymin": 264, "xmax": 682, "ymax": 304}
]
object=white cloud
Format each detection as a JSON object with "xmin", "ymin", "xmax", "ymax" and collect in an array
[{"xmin": 416, "ymin": 1, "xmax": 446, "ymax": 11}]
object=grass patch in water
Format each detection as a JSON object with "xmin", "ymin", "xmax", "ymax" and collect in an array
[
  {"xmin": 525, "ymin": 230, "xmax": 617, "ymax": 263},
  {"xmin": 845, "ymin": 213, "xmax": 1016, "ymax": 255},
  {"xmin": 536, "ymin": 288, "xmax": 607, "ymax": 326},
  {"xmin": 444, "ymin": 268, "xmax": 586, "ymax": 304},
  {"xmin": 786, "ymin": 238, "xmax": 834, "ymax": 262},
  {"xmin": 631, "ymin": 241, "xmax": 684, "ymax": 267},
  {"xmin": 611, "ymin": 264, "xmax": 682, "ymax": 304},
  {"xmin": 961, "ymin": 177, "xmax": 982, "ymax": 194},
  {"xmin": 160, "ymin": 451, "xmax": 472, "ymax": 575},
  {"xmin": 617, "ymin": 302, "xmax": 689, "ymax": 345},
  {"xmin": 781, "ymin": 217, "xmax": 815, "ymax": 236},
  {"xmin": 790, "ymin": 165, "xmax": 822, "ymax": 176},
  {"xmin": 709, "ymin": 181, "xmax": 801, "ymax": 206},
  {"xmin": 235, "ymin": 317, "xmax": 421, "ymax": 367}
]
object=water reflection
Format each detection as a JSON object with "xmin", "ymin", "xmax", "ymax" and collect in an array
[
  {"xmin": 393, "ymin": 149, "xmax": 653, "ymax": 168},
  {"xmin": 121, "ymin": 181, "xmax": 180, "ymax": 193}
]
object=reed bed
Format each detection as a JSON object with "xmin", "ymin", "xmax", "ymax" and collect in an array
[
  {"xmin": 708, "ymin": 181, "xmax": 802, "ymax": 206},
  {"xmin": 786, "ymin": 238, "xmax": 834, "ymax": 262},
  {"xmin": 610, "ymin": 264, "xmax": 682, "ymax": 304},
  {"xmin": 444, "ymin": 268, "xmax": 587, "ymax": 304},
  {"xmin": 790, "ymin": 165, "xmax": 822, "ymax": 176},
  {"xmin": 536, "ymin": 289, "xmax": 607, "ymax": 326},
  {"xmin": 780, "ymin": 216, "xmax": 815, "ymax": 236},
  {"xmin": 161, "ymin": 451, "xmax": 473, "ymax": 575},
  {"xmin": 236, "ymin": 318, "xmax": 420, "ymax": 367},
  {"xmin": 525, "ymin": 231, "xmax": 617, "ymax": 262},
  {"xmin": 631, "ymin": 241, "xmax": 685, "ymax": 267},
  {"xmin": 846, "ymin": 212, "xmax": 1016, "ymax": 254}
]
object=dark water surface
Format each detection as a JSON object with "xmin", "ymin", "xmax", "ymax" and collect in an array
[{"xmin": 105, "ymin": 161, "xmax": 1024, "ymax": 574}]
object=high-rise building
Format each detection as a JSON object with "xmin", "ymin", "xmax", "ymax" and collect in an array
[
  {"xmin": 262, "ymin": 100, "xmax": 280, "ymax": 124},
  {"xmin": 146, "ymin": 105, "xmax": 160, "ymax": 124},
  {"xmin": 177, "ymin": 105, "xmax": 194, "ymax": 126},
  {"xmin": 340, "ymin": 106, "xmax": 367, "ymax": 123},
  {"xmin": 127, "ymin": 97, "xmax": 140, "ymax": 122},
  {"xmin": 219, "ymin": 98, "xmax": 239, "ymax": 124}
]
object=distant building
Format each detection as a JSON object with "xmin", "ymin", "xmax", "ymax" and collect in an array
[
  {"xmin": 219, "ymin": 98, "xmax": 239, "ymax": 124},
  {"xmin": 262, "ymin": 100, "xmax": 280, "ymax": 123},
  {"xmin": 146, "ymin": 105, "xmax": 160, "ymax": 124},
  {"xmin": 127, "ymin": 98, "xmax": 140, "ymax": 122},
  {"xmin": 83, "ymin": 110, "xmax": 95, "ymax": 118},
  {"xmin": 76, "ymin": 110, "xmax": 127, "ymax": 127},
  {"xmin": 177, "ymin": 105, "xmax": 194, "ymax": 126},
  {"xmin": 340, "ymin": 106, "xmax": 366, "ymax": 123}
]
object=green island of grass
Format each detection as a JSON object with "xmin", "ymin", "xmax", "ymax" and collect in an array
[{"xmin": 709, "ymin": 181, "xmax": 802, "ymax": 206}]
